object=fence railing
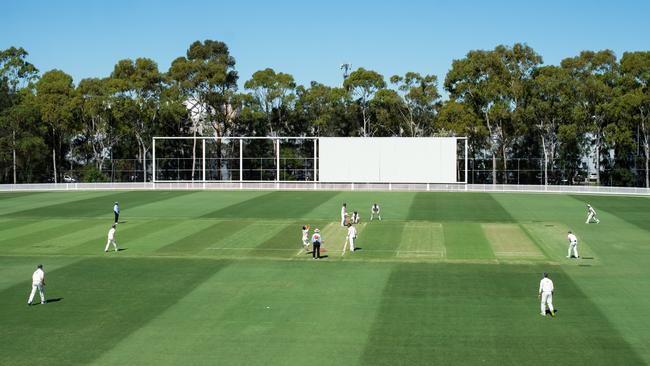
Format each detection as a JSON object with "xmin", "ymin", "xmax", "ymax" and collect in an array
[
  {"xmin": 2, "ymin": 157, "xmax": 648, "ymax": 188},
  {"xmin": 1, "ymin": 182, "xmax": 650, "ymax": 196}
]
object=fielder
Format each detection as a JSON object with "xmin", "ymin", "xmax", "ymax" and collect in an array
[
  {"xmin": 538, "ymin": 272, "xmax": 555, "ymax": 317},
  {"xmin": 351, "ymin": 211, "xmax": 360, "ymax": 224},
  {"xmin": 371, "ymin": 203, "xmax": 381, "ymax": 221},
  {"xmin": 113, "ymin": 201, "xmax": 120, "ymax": 224},
  {"xmin": 104, "ymin": 224, "xmax": 119, "ymax": 252},
  {"xmin": 341, "ymin": 203, "xmax": 347, "ymax": 226},
  {"xmin": 312, "ymin": 228, "xmax": 323, "ymax": 259},
  {"xmin": 27, "ymin": 264, "xmax": 46, "ymax": 306},
  {"xmin": 567, "ymin": 231, "xmax": 579, "ymax": 258},
  {"xmin": 345, "ymin": 223, "xmax": 358, "ymax": 253},
  {"xmin": 302, "ymin": 225, "xmax": 311, "ymax": 252},
  {"xmin": 585, "ymin": 204, "xmax": 600, "ymax": 224}
]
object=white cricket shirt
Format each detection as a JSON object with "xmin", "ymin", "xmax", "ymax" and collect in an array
[
  {"xmin": 302, "ymin": 229, "xmax": 309, "ymax": 241},
  {"xmin": 347, "ymin": 226, "xmax": 357, "ymax": 238},
  {"xmin": 341, "ymin": 206, "xmax": 346, "ymax": 217},
  {"xmin": 108, "ymin": 228, "xmax": 116, "ymax": 240},
  {"xmin": 114, "ymin": 204, "xmax": 119, "ymax": 214},
  {"xmin": 32, "ymin": 268, "xmax": 44, "ymax": 285},
  {"xmin": 539, "ymin": 278, "xmax": 554, "ymax": 293},
  {"xmin": 568, "ymin": 233, "xmax": 577, "ymax": 244}
]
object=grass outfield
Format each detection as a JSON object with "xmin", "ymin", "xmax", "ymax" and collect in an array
[{"xmin": 1, "ymin": 190, "xmax": 649, "ymax": 365}]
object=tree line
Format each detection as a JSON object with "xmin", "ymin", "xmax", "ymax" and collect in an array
[{"xmin": 1, "ymin": 41, "xmax": 649, "ymax": 186}]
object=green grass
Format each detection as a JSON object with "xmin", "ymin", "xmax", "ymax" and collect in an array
[{"xmin": 1, "ymin": 190, "xmax": 650, "ymax": 365}]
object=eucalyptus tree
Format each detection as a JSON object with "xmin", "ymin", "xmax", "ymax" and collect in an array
[
  {"xmin": 0, "ymin": 47, "xmax": 39, "ymax": 183},
  {"xmin": 389, "ymin": 72, "xmax": 440, "ymax": 136},
  {"xmin": 561, "ymin": 50, "xmax": 618, "ymax": 185},
  {"xmin": 294, "ymin": 82, "xmax": 351, "ymax": 137},
  {"xmin": 343, "ymin": 68, "xmax": 386, "ymax": 137},
  {"xmin": 168, "ymin": 40, "xmax": 238, "ymax": 179},
  {"xmin": 244, "ymin": 68, "xmax": 296, "ymax": 136},
  {"xmin": 35, "ymin": 70, "xmax": 77, "ymax": 183},
  {"xmin": 618, "ymin": 51, "xmax": 650, "ymax": 187},
  {"xmin": 445, "ymin": 44, "xmax": 541, "ymax": 183},
  {"xmin": 74, "ymin": 78, "xmax": 115, "ymax": 172},
  {"xmin": 527, "ymin": 66, "xmax": 577, "ymax": 185},
  {"xmin": 370, "ymin": 89, "xmax": 406, "ymax": 136},
  {"xmin": 110, "ymin": 58, "xmax": 164, "ymax": 182}
]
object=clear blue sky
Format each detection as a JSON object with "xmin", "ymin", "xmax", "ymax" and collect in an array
[{"xmin": 2, "ymin": 0, "xmax": 649, "ymax": 90}]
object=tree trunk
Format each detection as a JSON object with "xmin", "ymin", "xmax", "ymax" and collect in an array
[
  {"xmin": 12, "ymin": 130, "xmax": 17, "ymax": 184},
  {"xmin": 362, "ymin": 107, "xmax": 368, "ymax": 137},
  {"xmin": 595, "ymin": 143, "xmax": 600, "ymax": 185},
  {"xmin": 492, "ymin": 152, "xmax": 497, "ymax": 185},
  {"xmin": 191, "ymin": 129, "xmax": 197, "ymax": 181},
  {"xmin": 52, "ymin": 147, "xmax": 58, "ymax": 184},
  {"xmin": 502, "ymin": 146, "xmax": 508, "ymax": 184},
  {"xmin": 643, "ymin": 142, "xmax": 650, "ymax": 188},
  {"xmin": 142, "ymin": 147, "xmax": 147, "ymax": 183},
  {"xmin": 541, "ymin": 135, "xmax": 548, "ymax": 186}
]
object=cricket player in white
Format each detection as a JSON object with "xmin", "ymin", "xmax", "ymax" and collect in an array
[
  {"xmin": 346, "ymin": 223, "xmax": 358, "ymax": 252},
  {"xmin": 539, "ymin": 272, "xmax": 555, "ymax": 317},
  {"xmin": 27, "ymin": 264, "xmax": 46, "ymax": 306},
  {"xmin": 567, "ymin": 231, "xmax": 579, "ymax": 258},
  {"xmin": 104, "ymin": 224, "xmax": 119, "ymax": 252},
  {"xmin": 351, "ymin": 211, "xmax": 360, "ymax": 224},
  {"xmin": 585, "ymin": 204, "xmax": 600, "ymax": 224},
  {"xmin": 302, "ymin": 225, "xmax": 310, "ymax": 251},
  {"xmin": 371, "ymin": 203, "xmax": 381, "ymax": 221},
  {"xmin": 341, "ymin": 203, "xmax": 347, "ymax": 226}
]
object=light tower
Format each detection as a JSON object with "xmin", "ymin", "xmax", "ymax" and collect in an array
[{"xmin": 340, "ymin": 63, "xmax": 351, "ymax": 86}]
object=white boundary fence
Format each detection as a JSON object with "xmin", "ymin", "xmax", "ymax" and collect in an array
[{"xmin": 1, "ymin": 182, "xmax": 650, "ymax": 196}]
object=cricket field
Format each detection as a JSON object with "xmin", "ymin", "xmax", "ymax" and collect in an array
[{"xmin": 1, "ymin": 190, "xmax": 649, "ymax": 365}]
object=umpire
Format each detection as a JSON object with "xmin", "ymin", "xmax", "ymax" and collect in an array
[
  {"xmin": 311, "ymin": 228, "xmax": 322, "ymax": 259},
  {"xmin": 113, "ymin": 201, "xmax": 120, "ymax": 223}
]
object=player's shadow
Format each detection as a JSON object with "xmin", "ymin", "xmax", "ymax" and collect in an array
[
  {"xmin": 41, "ymin": 298, "xmax": 63, "ymax": 305},
  {"xmin": 117, "ymin": 248, "xmax": 127, "ymax": 252},
  {"xmin": 318, "ymin": 255, "xmax": 329, "ymax": 259},
  {"xmin": 353, "ymin": 247, "xmax": 363, "ymax": 251}
]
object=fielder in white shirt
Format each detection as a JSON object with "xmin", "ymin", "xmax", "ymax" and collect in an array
[
  {"xmin": 351, "ymin": 211, "xmax": 360, "ymax": 224},
  {"xmin": 105, "ymin": 224, "xmax": 119, "ymax": 252},
  {"xmin": 567, "ymin": 231, "xmax": 579, "ymax": 258},
  {"xmin": 585, "ymin": 204, "xmax": 600, "ymax": 224},
  {"xmin": 27, "ymin": 264, "xmax": 46, "ymax": 306},
  {"xmin": 302, "ymin": 225, "xmax": 310, "ymax": 252},
  {"xmin": 346, "ymin": 223, "xmax": 358, "ymax": 252},
  {"xmin": 341, "ymin": 203, "xmax": 347, "ymax": 226},
  {"xmin": 371, "ymin": 203, "xmax": 381, "ymax": 221},
  {"xmin": 538, "ymin": 272, "xmax": 555, "ymax": 317}
]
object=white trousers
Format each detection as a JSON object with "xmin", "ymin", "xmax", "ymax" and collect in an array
[
  {"xmin": 28, "ymin": 284, "xmax": 45, "ymax": 304},
  {"xmin": 341, "ymin": 216, "xmax": 346, "ymax": 226},
  {"xmin": 371, "ymin": 213, "xmax": 381, "ymax": 220},
  {"xmin": 586, "ymin": 213, "xmax": 599, "ymax": 223},
  {"xmin": 347, "ymin": 236, "xmax": 355, "ymax": 252},
  {"xmin": 568, "ymin": 243, "xmax": 579, "ymax": 257},
  {"xmin": 105, "ymin": 239, "xmax": 119, "ymax": 251},
  {"xmin": 540, "ymin": 291, "xmax": 554, "ymax": 314}
]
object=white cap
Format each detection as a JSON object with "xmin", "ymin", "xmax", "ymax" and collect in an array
[{"xmin": 314, "ymin": 228, "xmax": 320, "ymax": 233}]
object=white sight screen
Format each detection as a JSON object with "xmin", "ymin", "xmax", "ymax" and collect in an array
[{"xmin": 318, "ymin": 137, "xmax": 458, "ymax": 183}]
